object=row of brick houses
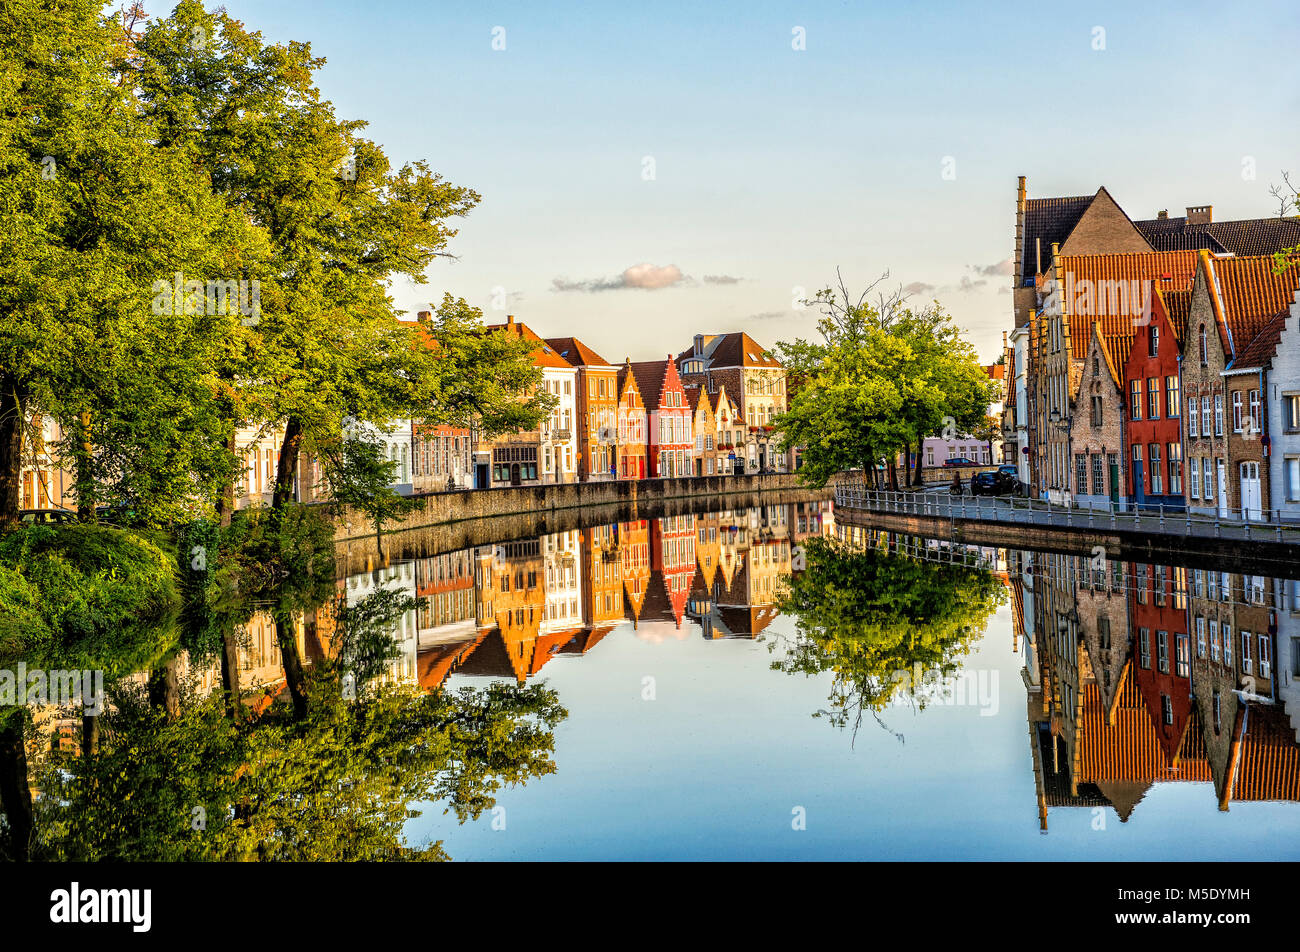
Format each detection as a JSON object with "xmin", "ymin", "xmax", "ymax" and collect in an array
[{"xmin": 1002, "ymin": 177, "xmax": 1300, "ymax": 518}]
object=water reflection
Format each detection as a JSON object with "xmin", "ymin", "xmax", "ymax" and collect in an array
[
  {"xmin": 9, "ymin": 497, "xmax": 1300, "ymax": 861},
  {"xmin": 1009, "ymin": 546, "xmax": 1300, "ymax": 824}
]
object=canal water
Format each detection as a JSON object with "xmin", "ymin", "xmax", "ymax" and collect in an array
[{"xmin": 346, "ymin": 500, "xmax": 1300, "ymax": 861}]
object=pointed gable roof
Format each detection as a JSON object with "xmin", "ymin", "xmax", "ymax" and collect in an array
[
  {"xmin": 1056, "ymin": 250, "xmax": 1199, "ymax": 356},
  {"xmin": 627, "ymin": 357, "xmax": 677, "ymax": 410},
  {"xmin": 1205, "ymin": 253, "xmax": 1299, "ymax": 358},
  {"xmin": 1022, "ymin": 186, "xmax": 1155, "ymax": 286}
]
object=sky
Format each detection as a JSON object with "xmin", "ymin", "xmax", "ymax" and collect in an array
[{"xmin": 208, "ymin": 0, "xmax": 1300, "ymax": 364}]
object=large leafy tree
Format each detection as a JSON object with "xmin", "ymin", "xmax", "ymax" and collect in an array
[
  {"xmin": 775, "ymin": 272, "xmax": 997, "ymax": 488},
  {"xmin": 0, "ymin": 0, "xmax": 265, "ymax": 527}
]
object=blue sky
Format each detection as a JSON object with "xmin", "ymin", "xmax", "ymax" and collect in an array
[{"xmin": 210, "ymin": 0, "xmax": 1299, "ymax": 363}]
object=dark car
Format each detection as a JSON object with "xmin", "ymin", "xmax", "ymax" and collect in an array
[
  {"xmin": 970, "ymin": 470, "xmax": 1017, "ymax": 496},
  {"xmin": 943, "ymin": 457, "xmax": 977, "ymax": 468},
  {"xmin": 18, "ymin": 508, "xmax": 77, "ymax": 524},
  {"xmin": 997, "ymin": 464, "xmax": 1019, "ymax": 477}
]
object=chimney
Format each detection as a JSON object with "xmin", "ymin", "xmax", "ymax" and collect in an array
[
  {"xmin": 694, "ymin": 333, "xmax": 704, "ymax": 356},
  {"xmin": 1016, "ymin": 175, "xmax": 1026, "ymax": 214},
  {"xmin": 506, "ymin": 314, "xmax": 515, "ymax": 331},
  {"xmin": 1156, "ymin": 210, "xmax": 1168, "ymax": 220},
  {"xmin": 1186, "ymin": 205, "xmax": 1213, "ymax": 225},
  {"xmin": 417, "ymin": 310, "xmax": 431, "ymax": 320}
]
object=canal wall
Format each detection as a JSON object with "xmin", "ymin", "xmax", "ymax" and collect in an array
[{"xmin": 333, "ymin": 472, "xmax": 828, "ymax": 557}]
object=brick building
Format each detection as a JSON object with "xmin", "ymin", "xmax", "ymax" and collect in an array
[
  {"xmin": 1068, "ymin": 323, "xmax": 1128, "ymax": 510},
  {"xmin": 629, "ymin": 356, "xmax": 692, "ymax": 478},
  {"xmin": 1122, "ymin": 283, "xmax": 1190, "ymax": 511},
  {"xmin": 412, "ymin": 423, "xmax": 472, "ymax": 492},
  {"xmin": 676, "ymin": 332, "xmax": 787, "ymax": 473},
  {"xmin": 614, "ymin": 359, "xmax": 648, "ymax": 479},
  {"xmin": 546, "ymin": 336, "xmax": 619, "ymax": 481}
]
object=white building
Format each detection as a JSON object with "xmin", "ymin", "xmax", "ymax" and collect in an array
[
  {"xmin": 539, "ymin": 362, "xmax": 579, "ymax": 484},
  {"xmin": 344, "ymin": 560, "xmax": 419, "ymax": 686},
  {"xmin": 234, "ymin": 422, "xmax": 286, "ymax": 509},
  {"xmin": 1268, "ymin": 288, "xmax": 1300, "ymax": 521},
  {"xmin": 1009, "ymin": 324, "xmax": 1032, "ymax": 486},
  {"xmin": 342, "ymin": 418, "xmax": 414, "ymax": 495}
]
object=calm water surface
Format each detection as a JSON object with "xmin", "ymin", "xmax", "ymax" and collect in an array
[{"xmin": 360, "ymin": 501, "xmax": 1300, "ymax": 861}]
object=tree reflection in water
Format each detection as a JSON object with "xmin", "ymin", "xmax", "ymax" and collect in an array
[
  {"xmin": 772, "ymin": 536, "xmax": 1005, "ymax": 741},
  {"xmin": 5, "ymin": 508, "xmax": 565, "ymax": 862}
]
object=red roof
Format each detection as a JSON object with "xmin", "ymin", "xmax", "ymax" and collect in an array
[
  {"xmin": 544, "ymin": 336, "xmax": 614, "ymax": 367},
  {"xmin": 484, "ymin": 317, "xmax": 574, "ymax": 370}
]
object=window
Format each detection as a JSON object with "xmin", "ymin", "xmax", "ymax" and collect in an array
[
  {"xmin": 1288, "ymin": 458, "xmax": 1300, "ymax": 502},
  {"xmin": 1213, "ymin": 690, "xmax": 1221, "ymax": 733},
  {"xmin": 1176, "ymin": 633, "xmax": 1189, "ymax": 678},
  {"xmin": 1189, "ymin": 397, "xmax": 1198, "ymax": 437},
  {"xmin": 1075, "ymin": 454, "xmax": 1087, "ymax": 493},
  {"xmin": 1130, "ymin": 379, "xmax": 1142, "ymax": 420},
  {"xmin": 1259, "ymin": 633, "xmax": 1271, "ymax": 679},
  {"xmin": 1201, "ymin": 396, "xmax": 1211, "ymax": 437},
  {"xmin": 1221, "ymin": 572, "xmax": 1231, "ymax": 602},
  {"xmin": 1196, "ymin": 616, "xmax": 1206, "ymax": 657},
  {"xmin": 1248, "ymin": 389, "xmax": 1261, "ymax": 434},
  {"xmin": 1190, "ymin": 457, "xmax": 1201, "ymax": 498},
  {"xmin": 1149, "ymin": 325, "xmax": 1160, "ymax": 357},
  {"xmin": 1199, "ymin": 325, "xmax": 1208, "ymax": 365},
  {"xmin": 1139, "ymin": 627, "xmax": 1151, "ymax": 668},
  {"xmin": 1161, "ymin": 694, "xmax": 1173, "ymax": 725},
  {"xmin": 1091, "ymin": 454, "xmax": 1104, "ymax": 495},
  {"xmin": 1214, "ymin": 394, "xmax": 1224, "ymax": 435},
  {"xmin": 1148, "ymin": 377, "xmax": 1160, "ymax": 418},
  {"xmin": 1157, "ymin": 630, "xmax": 1170, "ymax": 673},
  {"xmin": 1091, "ymin": 395, "xmax": 1103, "ymax": 426},
  {"xmin": 1210, "ymin": 621, "xmax": 1221, "ymax": 661},
  {"xmin": 1168, "ymin": 442, "xmax": 1181, "ymax": 494},
  {"xmin": 1092, "ymin": 355, "xmax": 1100, "ymax": 376},
  {"xmin": 1232, "ymin": 391, "xmax": 1243, "ymax": 432},
  {"xmin": 1285, "ymin": 394, "xmax": 1300, "ymax": 432},
  {"xmin": 1224, "ymin": 625, "xmax": 1233, "ymax": 666},
  {"xmin": 1149, "ymin": 443, "xmax": 1162, "ymax": 494},
  {"xmin": 1241, "ymin": 630, "xmax": 1252, "ymax": 674},
  {"xmin": 1156, "ymin": 564, "xmax": 1167, "ymax": 605},
  {"xmin": 1099, "ymin": 616, "xmax": 1112, "ymax": 650},
  {"xmin": 1204, "ymin": 457, "xmax": 1214, "ymax": 501},
  {"xmin": 1167, "ymin": 376, "xmax": 1180, "ymax": 417}
]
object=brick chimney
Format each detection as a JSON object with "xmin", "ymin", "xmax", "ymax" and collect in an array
[
  {"xmin": 1186, "ymin": 205, "xmax": 1213, "ymax": 225},
  {"xmin": 694, "ymin": 333, "xmax": 704, "ymax": 356},
  {"xmin": 417, "ymin": 310, "xmax": 431, "ymax": 320},
  {"xmin": 1156, "ymin": 210, "xmax": 1168, "ymax": 220},
  {"xmin": 506, "ymin": 314, "xmax": 515, "ymax": 331}
]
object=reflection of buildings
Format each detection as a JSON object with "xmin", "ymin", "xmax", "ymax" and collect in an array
[
  {"xmin": 643, "ymin": 515, "xmax": 696, "ymax": 631},
  {"xmin": 1020, "ymin": 547, "xmax": 1300, "ymax": 827},
  {"xmin": 345, "ymin": 562, "xmax": 419, "ymax": 685},
  {"xmin": 619, "ymin": 520, "xmax": 650, "ymax": 627}
]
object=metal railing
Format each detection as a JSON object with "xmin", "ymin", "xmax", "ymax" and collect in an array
[{"xmin": 832, "ymin": 480, "xmax": 1300, "ymax": 544}]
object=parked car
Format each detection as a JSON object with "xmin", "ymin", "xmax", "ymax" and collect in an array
[
  {"xmin": 18, "ymin": 508, "xmax": 77, "ymax": 524},
  {"xmin": 971, "ymin": 470, "xmax": 1017, "ymax": 496},
  {"xmin": 943, "ymin": 457, "xmax": 977, "ymax": 468},
  {"xmin": 997, "ymin": 464, "xmax": 1019, "ymax": 477}
]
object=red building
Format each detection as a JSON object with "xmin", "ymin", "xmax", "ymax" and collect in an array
[
  {"xmin": 1123, "ymin": 281, "xmax": 1190, "ymax": 510},
  {"xmin": 628, "ymin": 356, "xmax": 693, "ymax": 478},
  {"xmin": 648, "ymin": 514, "xmax": 696, "ymax": 629},
  {"xmin": 1128, "ymin": 560, "xmax": 1193, "ymax": 768}
]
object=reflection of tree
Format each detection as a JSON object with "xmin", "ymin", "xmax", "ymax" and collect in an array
[
  {"xmin": 772, "ymin": 538, "xmax": 1004, "ymax": 739},
  {"xmin": 34, "ymin": 665, "xmax": 566, "ymax": 861}
]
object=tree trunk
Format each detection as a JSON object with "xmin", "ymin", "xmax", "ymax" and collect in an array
[
  {"xmin": 82, "ymin": 713, "xmax": 99, "ymax": 756},
  {"xmin": 219, "ymin": 627, "xmax": 243, "ymax": 721},
  {"xmin": 148, "ymin": 656, "xmax": 181, "ymax": 720},
  {"xmin": 0, "ymin": 715, "xmax": 33, "ymax": 861},
  {"xmin": 215, "ymin": 429, "xmax": 237, "ymax": 528},
  {"xmin": 73, "ymin": 410, "xmax": 97, "ymax": 522},
  {"xmin": 887, "ymin": 457, "xmax": 897, "ymax": 490},
  {"xmin": 272, "ymin": 416, "xmax": 303, "ymax": 513},
  {"xmin": 0, "ymin": 377, "xmax": 26, "ymax": 528},
  {"xmin": 275, "ymin": 612, "xmax": 309, "ymax": 720}
]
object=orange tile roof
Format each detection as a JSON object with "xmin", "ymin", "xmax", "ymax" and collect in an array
[
  {"xmin": 1231, "ymin": 703, "xmax": 1300, "ymax": 801},
  {"xmin": 1206, "ymin": 253, "xmax": 1299, "ymax": 357},
  {"xmin": 485, "ymin": 318, "xmax": 575, "ymax": 370},
  {"xmin": 1057, "ymin": 251, "xmax": 1200, "ymax": 356},
  {"xmin": 544, "ymin": 336, "xmax": 614, "ymax": 367}
]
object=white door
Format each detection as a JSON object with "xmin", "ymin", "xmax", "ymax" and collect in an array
[
  {"xmin": 1240, "ymin": 461, "xmax": 1262, "ymax": 520},
  {"xmin": 1216, "ymin": 459, "xmax": 1228, "ymax": 517}
]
